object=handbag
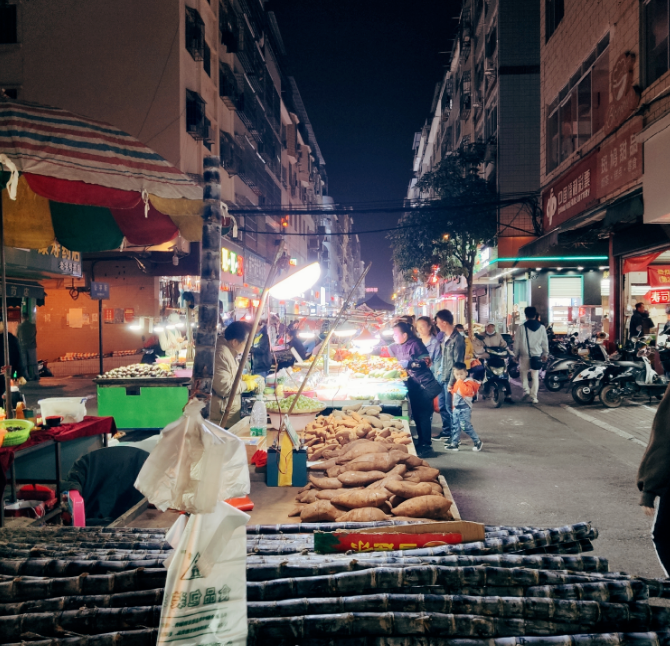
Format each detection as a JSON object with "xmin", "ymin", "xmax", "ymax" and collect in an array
[
  {"xmin": 525, "ymin": 324, "xmax": 543, "ymax": 370},
  {"xmin": 410, "ymin": 365, "xmax": 444, "ymax": 399}
]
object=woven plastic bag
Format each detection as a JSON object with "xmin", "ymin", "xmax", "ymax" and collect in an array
[
  {"xmin": 158, "ymin": 501, "xmax": 249, "ymax": 646},
  {"xmin": 134, "ymin": 399, "xmax": 250, "ymax": 514}
]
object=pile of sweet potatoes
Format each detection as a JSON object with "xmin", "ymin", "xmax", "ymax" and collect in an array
[
  {"xmin": 291, "ymin": 437, "xmax": 453, "ymax": 523},
  {"xmin": 303, "ymin": 404, "xmax": 412, "ymax": 462}
]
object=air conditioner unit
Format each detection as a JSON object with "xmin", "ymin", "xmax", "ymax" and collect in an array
[{"xmin": 484, "ymin": 60, "xmax": 496, "ymax": 75}]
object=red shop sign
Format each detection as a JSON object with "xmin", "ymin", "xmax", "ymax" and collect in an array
[
  {"xmin": 542, "ymin": 153, "xmax": 598, "ymax": 233},
  {"xmin": 648, "ymin": 266, "xmax": 670, "ymax": 288},
  {"xmin": 647, "ymin": 290, "xmax": 670, "ymax": 304},
  {"xmin": 123, "ymin": 308, "xmax": 135, "ymax": 323},
  {"xmin": 596, "ymin": 116, "xmax": 642, "ymax": 199}
]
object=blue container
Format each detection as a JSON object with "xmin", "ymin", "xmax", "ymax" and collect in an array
[{"xmin": 266, "ymin": 447, "xmax": 307, "ymax": 487}]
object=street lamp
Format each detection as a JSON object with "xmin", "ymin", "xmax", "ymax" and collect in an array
[{"xmin": 269, "ymin": 262, "xmax": 321, "ymax": 300}]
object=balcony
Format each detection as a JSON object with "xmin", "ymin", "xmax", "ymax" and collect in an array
[
  {"xmin": 186, "ymin": 90, "xmax": 206, "ymax": 141},
  {"xmin": 185, "ymin": 7, "xmax": 205, "ymax": 61},
  {"xmin": 459, "ymin": 12, "xmax": 472, "ymax": 64},
  {"xmin": 219, "ymin": 1, "xmax": 239, "ymax": 52},
  {"xmin": 460, "ymin": 93, "xmax": 472, "ymax": 120}
]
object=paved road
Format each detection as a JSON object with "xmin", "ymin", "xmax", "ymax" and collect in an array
[
  {"xmin": 22, "ymin": 376, "xmax": 665, "ymax": 578},
  {"xmin": 425, "ymin": 377, "xmax": 664, "ymax": 578}
]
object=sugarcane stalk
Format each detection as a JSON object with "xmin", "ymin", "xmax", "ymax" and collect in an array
[
  {"xmin": 0, "ymin": 558, "xmax": 166, "ymax": 577},
  {"xmin": 0, "ymin": 541, "xmax": 171, "ymax": 551},
  {"xmin": 286, "ymin": 263, "xmax": 371, "ymax": 415},
  {"xmin": 0, "ymin": 627, "xmax": 159, "ymax": 646},
  {"xmin": 0, "ymin": 549, "xmax": 169, "ymax": 561}
]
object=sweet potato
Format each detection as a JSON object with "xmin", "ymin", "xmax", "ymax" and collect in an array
[
  {"xmin": 327, "ymin": 464, "xmax": 349, "ymax": 478},
  {"xmin": 362, "ymin": 415, "xmax": 384, "ymax": 428},
  {"xmin": 367, "ymin": 474, "xmax": 404, "ymax": 490},
  {"xmin": 394, "ymin": 453, "xmax": 423, "ymax": 467},
  {"xmin": 388, "ymin": 495, "xmax": 405, "ymax": 508},
  {"xmin": 308, "ymin": 458, "xmax": 339, "ymax": 471},
  {"xmin": 288, "ymin": 504, "xmax": 305, "ymax": 517},
  {"xmin": 392, "ymin": 495, "xmax": 452, "ymax": 520},
  {"xmin": 338, "ymin": 470, "xmax": 387, "ymax": 487},
  {"xmin": 337, "ymin": 442, "xmax": 388, "ymax": 463},
  {"xmin": 316, "ymin": 488, "xmax": 362, "ymax": 500},
  {"xmin": 331, "ymin": 489, "xmax": 391, "ymax": 509},
  {"xmin": 336, "ymin": 507, "xmax": 388, "ymax": 522},
  {"xmin": 388, "ymin": 463, "xmax": 407, "ymax": 477},
  {"xmin": 385, "ymin": 480, "xmax": 434, "ymax": 499},
  {"xmin": 300, "ymin": 500, "xmax": 344, "ymax": 522},
  {"xmin": 297, "ymin": 489, "xmax": 319, "ymax": 504},
  {"xmin": 345, "ymin": 452, "xmax": 399, "ymax": 473},
  {"xmin": 309, "ymin": 475, "xmax": 344, "ymax": 490},
  {"xmin": 405, "ymin": 466, "xmax": 440, "ymax": 483},
  {"xmin": 394, "ymin": 436, "xmax": 412, "ymax": 445}
]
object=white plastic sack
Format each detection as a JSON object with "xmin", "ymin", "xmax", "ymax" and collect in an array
[
  {"xmin": 134, "ymin": 399, "xmax": 250, "ymax": 514},
  {"xmin": 158, "ymin": 502, "xmax": 249, "ymax": 646}
]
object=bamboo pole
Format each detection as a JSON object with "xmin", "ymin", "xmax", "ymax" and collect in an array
[
  {"xmin": 286, "ymin": 263, "xmax": 371, "ymax": 415},
  {"xmin": 0, "ymin": 199, "xmax": 12, "ymax": 418},
  {"xmin": 219, "ymin": 242, "xmax": 286, "ymax": 428}
]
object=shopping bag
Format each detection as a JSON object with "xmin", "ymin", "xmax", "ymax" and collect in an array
[
  {"xmin": 134, "ymin": 399, "xmax": 250, "ymax": 514},
  {"xmin": 158, "ymin": 501, "xmax": 249, "ymax": 646}
]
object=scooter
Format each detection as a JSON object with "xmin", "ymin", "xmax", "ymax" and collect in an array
[
  {"xmin": 599, "ymin": 345, "xmax": 669, "ymax": 408},
  {"xmin": 480, "ymin": 346, "xmax": 513, "ymax": 408}
]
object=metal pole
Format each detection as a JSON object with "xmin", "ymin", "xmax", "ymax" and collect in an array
[
  {"xmin": 98, "ymin": 299, "xmax": 103, "ymax": 376},
  {"xmin": 219, "ymin": 242, "xmax": 285, "ymax": 428},
  {"xmin": 287, "ymin": 263, "xmax": 371, "ymax": 414},
  {"xmin": 0, "ymin": 199, "xmax": 13, "ymax": 418}
]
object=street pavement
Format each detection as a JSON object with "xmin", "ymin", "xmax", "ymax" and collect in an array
[
  {"xmin": 425, "ymin": 377, "xmax": 663, "ymax": 579},
  {"xmin": 21, "ymin": 376, "xmax": 664, "ymax": 578}
]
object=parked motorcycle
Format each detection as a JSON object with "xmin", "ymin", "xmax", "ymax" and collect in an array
[
  {"xmin": 38, "ymin": 359, "xmax": 53, "ymax": 378},
  {"xmin": 599, "ymin": 344, "xmax": 670, "ymax": 408},
  {"xmin": 480, "ymin": 346, "xmax": 513, "ymax": 408}
]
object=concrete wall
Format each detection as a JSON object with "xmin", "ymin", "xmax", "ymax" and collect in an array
[{"xmin": 37, "ymin": 261, "xmax": 158, "ymax": 361}]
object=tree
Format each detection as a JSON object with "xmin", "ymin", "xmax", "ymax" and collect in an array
[{"xmin": 389, "ymin": 144, "xmax": 497, "ymax": 335}]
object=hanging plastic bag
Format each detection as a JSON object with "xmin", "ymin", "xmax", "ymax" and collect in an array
[
  {"xmin": 134, "ymin": 399, "xmax": 250, "ymax": 514},
  {"xmin": 158, "ymin": 501, "xmax": 249, "ymax": 646}
]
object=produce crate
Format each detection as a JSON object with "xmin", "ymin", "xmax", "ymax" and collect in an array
[{"xmin": 96, "ymin": 382, "xmax": 189, "ymax": 429}]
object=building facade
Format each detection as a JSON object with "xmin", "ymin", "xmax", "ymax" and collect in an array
[{"xmin": 0, "ymin": 0, "xmax": 360, "ymax": 359}]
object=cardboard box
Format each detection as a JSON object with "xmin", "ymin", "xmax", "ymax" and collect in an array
[
  {"xmin": 240, "ymin": 436, "xmax": 266, "ymax": 463},
  {"xmin": 314, "ymin": 521, "xmax": 485, "ymax": 554}
]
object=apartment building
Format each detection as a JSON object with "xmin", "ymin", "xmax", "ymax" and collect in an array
[
  {"xmin": 514, "ymin": 0, "xmax": 670, "ymax": 341},
  {"xmin": 0, "ymin": 0, "xmax": 357, "ymax": 356},
  {"xmin": 402, "ymin": 0, "xmax": 540, "ymax": 327}
]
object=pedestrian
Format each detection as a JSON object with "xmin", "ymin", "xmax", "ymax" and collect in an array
[
  {"xmin": 446, "ymin": 361, "xmax": 483, "ymax": 452},
  {"xmin": 630, "ymin": 302, "xmax": 654, "ymax": 338},
  {"xmin": 17, "ymin": 314, "xmax": 38, "ymax": 381},
  {"xmin": 660, "ymin": 305, "xmax": 670, "ymax": 336},
  {"xmin": 637, "ymin": 386, "xmax": 670, "ymax": 576},
  {"xmin": 212, "ymin": 320, "xmax": 252, "ymax": 426},
  {"xmin": 388, "ymin": 321, "xmax": 442, "ymax": 457},
  {"xmin": 286, "ymin": 328, "xmax": 309, "ymax": 360},
  {"xmin": 514, "ymin": 306, "xmax": 548, "ymax": 404},
  {"xmin": 251, "ymin": 322, "xmax": 272, "ymax": 378},
  {"xmin": 435, "ymin": 309, "xmax": 465, "ymax": 441},
  {"xmin": 416, "ymin": 316, "xmax": 441, "ymax": 371}
]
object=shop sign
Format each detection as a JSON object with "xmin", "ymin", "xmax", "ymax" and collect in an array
[
  {"xmin": 31, "ymin": 245, "xmax": 82, "ymax": 277},
  {"xmin": 244, "ymin": 248, "xmax": 268, "ymax": 288},
  {"xmin": 124, "ymin": 308, "xmax": 135, "ymax": 323},
  {"xmin": 90, "ymin": 282, "xmax": 109, "ymax": 300},
  {"xmin": 648, "ymin": 266, "xmax": 670, "ymax": 287},
  {"xmin": 604, "ymin": 53, "xmax": 640, "ymax": 135},
  {"xmin": 647, "ymin": 290, "xmax": 670, "ymax": 304},
  {"xmin": 596, "ymin": 117, "xmax": 642, "ymax": 198},
  {"xmin": 235, "ymin": 296, "xmax": 250, "ymax": 308},
  {"xmin": 221, "ymin": 248, "xmax": 243, "ymax": 276},
  {"xmin": 543, "ymin": 153, "xmax": 597, "ymax": 232}
]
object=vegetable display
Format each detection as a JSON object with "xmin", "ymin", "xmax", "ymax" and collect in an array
[
  {"xmin": 97, "ymin": 363, "xmax": 174, "ymax": 379},
  {"xmin": 266, "ymin": 394, "xmax": 325, "ymax": 413}
]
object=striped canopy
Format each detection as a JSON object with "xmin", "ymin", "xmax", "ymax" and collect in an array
[{"xmin": 0, "ymin": 99, "xmax": 206, "ymax": 251}]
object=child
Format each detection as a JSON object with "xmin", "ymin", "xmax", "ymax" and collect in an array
[{"xmin": 445, "ymin": 361, "xmax": 483, "ymax": 452}]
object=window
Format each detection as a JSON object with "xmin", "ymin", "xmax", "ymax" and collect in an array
[
  {"xmin": 245, "ymin": 214, "xmax": 257, "ymax": 241},
  {"xmin": 486, "ymin": 104, "xmax": 498, "ymax": 139},
  {"xmin": 0, "ymin": 5, "xmax": 17, "ymax": 44},
  {"xmin": 185, "ymin": 7, "xmax": 204, "ymax": 61},
  {"xmin": 545, "ymin": 0, "xmax": 564, "ymax": 42},
  {"xmin": 1, "ymin": 88, "xmax": 18, "ymax": 99},
  {"xmin": 644, "ymin": 0, "xmax": 670, "ymax": 86},
  {"xmin": 219, "ymin": 0, "xmax": 238, "ymax": 52},
  {"xmin": 546, "ymin": 38, "xmax": 609, "ymax": 172},
  {"xmin": 186, "ymin": 90, "xmax": 206, "ymax": 140},
  {"xmin": 203, "ymin": 41, "xmax": 211, "ymax": 77}
]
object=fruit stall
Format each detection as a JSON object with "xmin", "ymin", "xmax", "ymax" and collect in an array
[{"xmin": 94, "ymin": 364, "xmax": 191, "ymax": 430}]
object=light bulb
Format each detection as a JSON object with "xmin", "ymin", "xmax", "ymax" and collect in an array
[
  {"xmin": 298, "ymin": 332, "xmax": 316, "ymax": 339},
  {"xmin": 269, "ymin": 262, "xmax": 321, "ymax": 300}
]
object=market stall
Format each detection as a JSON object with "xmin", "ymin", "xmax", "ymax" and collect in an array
[{"xmin": 95, "ymin": 364, "xmax": 190, "ymax": 430}]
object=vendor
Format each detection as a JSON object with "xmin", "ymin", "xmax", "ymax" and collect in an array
[
  {"xmin": 251, "ymin": 322, "xmax": 272, "ymax": 377},
  {"xmin": 212, "ymin": 320, "xmax": 252, "ymax": 426},
  {"xmin": 286, "ymin": 328, "xmax": 310, "ymax": 361}
]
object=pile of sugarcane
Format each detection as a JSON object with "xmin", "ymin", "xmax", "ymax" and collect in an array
[{"xmin": 0, "ymin": 523, "xmax": 669, "ymax": 646}]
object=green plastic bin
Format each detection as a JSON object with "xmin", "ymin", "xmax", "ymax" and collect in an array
[{"xmin": 97, "ymin": 384, "xmax": 189, "ymax": 430}]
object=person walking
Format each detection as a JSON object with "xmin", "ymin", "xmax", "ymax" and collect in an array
[
  {"xmin": 435, "ymin": 309, "xmax": 465, "ymax": 440},
  {"xmin": 251, "ymin": 322, "xmax": 272, "ymax": 378},
  {"xmin": 389, "ymin": 321, "xmax": 442, "ymax": 457},
  {"xmin": 212, "ymin": 321, "xmax": 252, "ymax": 426},
  {"xmin": 17, "ymin": 314, "xmax": 38, "ymax": 381},
  {"xmin": 446, "ymin": 361, "xmax": 483, "ymax": 452},
  {"xmin": 514, "ymin": 306, "xmax": 548, "ymax": 404},
  {"xmin": 637, "ymin": 386, "xmax": 670, "ymax": 576}
]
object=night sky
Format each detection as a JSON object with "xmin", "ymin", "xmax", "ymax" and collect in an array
[{"xmin": 270, "ymin": 0, "xmax": 461, "ymax": 300}]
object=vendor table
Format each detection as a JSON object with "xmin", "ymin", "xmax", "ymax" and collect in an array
[
  {"xmin": 96, "ymin": 377, "xmax": 190, "ymax": 429},
  {"xmin": 0, "ymin": 416, "xmax": 116, "ymax": 526}
]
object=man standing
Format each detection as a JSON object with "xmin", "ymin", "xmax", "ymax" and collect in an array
[
  {"xmin": 630, "ymin": 303, "xmax": 649, "ymax": 339},
  {"xmin": 514, "ymin": 306, "xmax": 548, "ymax": 404},
  {"xmin": 434, "ymin": 309, "xmax": 465, "ymax": 442},
  {"xmin": 17, "ymin": 314, "xmax": 38, "ymax": 381}
]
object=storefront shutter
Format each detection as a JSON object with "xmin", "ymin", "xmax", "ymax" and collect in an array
[{"xmin": 549, "ymin": 276, "xmax": 582, "ymax": 299}]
